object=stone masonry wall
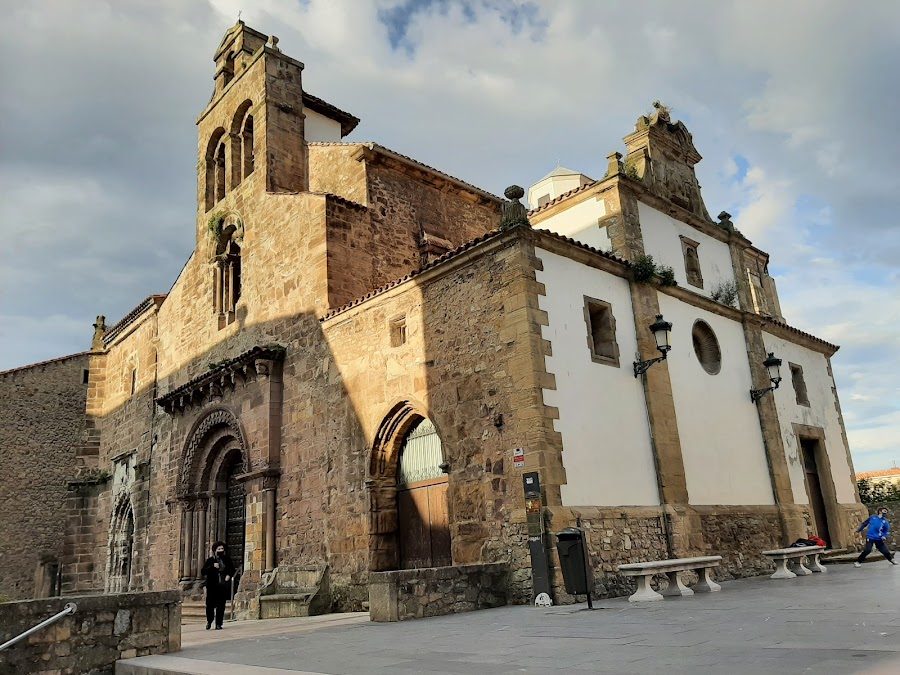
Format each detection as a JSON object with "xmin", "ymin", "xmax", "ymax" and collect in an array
[
  {"xmin": 0, "ymin": 590, "xmax": 180, "ymax": 675},
  {"xmin": 0, "ymin": 354, "xmax": 89, "ymax": 600},
  {"xmin": 369, "ymin": 563, "xmax": 508, "ymax": 622}
]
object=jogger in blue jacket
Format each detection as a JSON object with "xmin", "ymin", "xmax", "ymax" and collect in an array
[{"xmin": 855, "ymin": 507, "xmax": 897, "ymax": 567}]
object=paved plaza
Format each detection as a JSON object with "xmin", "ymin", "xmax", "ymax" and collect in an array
[{"xmin": 121, "ymin": 563, "xmax": 900, "ymax": 675}]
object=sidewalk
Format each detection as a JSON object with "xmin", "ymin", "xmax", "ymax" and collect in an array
[{"xmin": 120, "ymin": 562, "xmax": 900, "ymax": 674}]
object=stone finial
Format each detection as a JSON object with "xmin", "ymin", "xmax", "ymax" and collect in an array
[
  {"xmin": 652, "ymin": 100, "xmax": 672, "ymax": 123},
  {"xmin": 268, "ymin": 35, "xmax": 280, "ymax": 51},
  {"xmin": 717, "ymin": 211, "xmax": 735, "ymax": 233},
  {"xmin": 499, "ymin": 185, "xmax": 531, "ymax": 229},
  {"xmin": 91, "ymin": 315, "xmax": 106, "ymax": 351},
  {"xmin": 606, "ymin": 152, "xmax": 623, "ymax": 177}
]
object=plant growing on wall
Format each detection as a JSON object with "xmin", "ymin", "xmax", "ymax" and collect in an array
[
  {"xmin": 631, "ymin": 254, "xmax": 657, "ymax": 283},
  {"xmin": 657, "ymin": 265, "xmax": 677, "ymax": 287},
  {"xmin": 631, "ymin": 254, "xmax": 678, "ymax": 287},
  {"xmin": 711, "ymin": 280, "xmax": 739, "ymax": 308},
  {"xmin": 207, "ymin": 212, "xmax": 225, "ymax": 241}
]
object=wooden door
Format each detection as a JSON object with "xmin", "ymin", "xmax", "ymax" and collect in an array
[
  {"xmin": 396, "ymin": 418, "xmax": 451, "ymax": 569},
  {"xmin": 801, "ymin": 439, "xmax": 831, "ymax": 545},
  {"xmin": 398, "ymin": 478, "xmax": 451, "ymax": 569}
]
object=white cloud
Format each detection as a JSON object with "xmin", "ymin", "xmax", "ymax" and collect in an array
[{"xmin": 3, "ymin": 0, "xmax": 900, "ymax": 472}]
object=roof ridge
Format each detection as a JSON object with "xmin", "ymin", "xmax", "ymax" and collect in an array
[{"xmin": 0, "ymin": 351, "xmax": 91, "ymax": 377}]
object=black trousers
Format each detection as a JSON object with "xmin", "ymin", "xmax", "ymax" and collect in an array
[
  {"xmin": 858, "ymin": 538, "xmax": 893, "ymax": 563},
  {"xmin": 206, "ymin": 590, "xmax": 227, "ymax": 626}
]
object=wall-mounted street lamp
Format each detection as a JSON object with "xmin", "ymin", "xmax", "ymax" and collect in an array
[
  {"xmin": 750, "ymin": 352, "xmax": 782, "ymax": 402},
  {"xmin": 633, "ymin": 314, "xmax": 673, "ymax": 377}
]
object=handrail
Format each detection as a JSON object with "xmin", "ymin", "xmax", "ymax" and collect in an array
[{"xmin": 0, "ymin": 603, "xmax": 77, "ymax": 651}]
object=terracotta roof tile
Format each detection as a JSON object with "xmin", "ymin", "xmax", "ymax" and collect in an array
[
  {"xmin": 528, "ymin": 181, "xmax": 599, "ymax": 215},
  {"xmin": 103, "ymin": 295, "xmax": 167, "ymax": 344},
  {"xmin": 0, "ymin": 351, "xmax": 91, "ymax": 377},
  {"xmin": 302, "ymin": 92, "xmax": 360, "ymax": 137},
  {"xmin": 857, "ymin": 468, "xmax": 900, "ymax": 480}
]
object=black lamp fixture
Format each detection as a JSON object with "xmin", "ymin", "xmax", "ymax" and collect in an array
[
  {"xmin": 750, "ymin": 352, "xmax": 782, "ymax": 402},
  {"xmin": 633, "ymin": 314, "xmax": 673, "ymax": 377}
]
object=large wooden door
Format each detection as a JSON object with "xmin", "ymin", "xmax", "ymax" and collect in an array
[
  {"xmin": 225, "ymin": 458, "xmax": 246, "ymax": 572},
  {"xmin": 801, "ymin": 438, "xmax": 832, "ymax": 546},
  {"xmin": 397, "ymin": 419, "xmax": 451, "ymax": 569}
]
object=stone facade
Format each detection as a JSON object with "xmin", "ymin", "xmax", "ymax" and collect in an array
[
  {"xmin": 0, "ymin": 590, "xmax": 180, "ymax": 675},
  {"xmin": 0, "ymin": 354, "xmax": 89, "ymax": 600},
  {"xmin": 0, "ymin": 22, "xmax": 867, "ymax": 620}
]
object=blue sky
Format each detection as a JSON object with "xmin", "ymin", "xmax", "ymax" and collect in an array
[{"xmin": 1, "ymin": 0, "xmax": 898, "ymax": 473}]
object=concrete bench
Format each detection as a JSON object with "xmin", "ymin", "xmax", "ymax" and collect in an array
[
  {"xmin": 617, "ymin": 556, "xmax": 723, "ymax": 602},
  {"xmin": 761, "ymin": 545, "xmax": 826, "ymax": 579}
]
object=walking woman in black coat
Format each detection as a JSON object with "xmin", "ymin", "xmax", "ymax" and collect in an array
[{"xmin": 201, "ymin": 541, "xmax": 235, "ymax": 630}]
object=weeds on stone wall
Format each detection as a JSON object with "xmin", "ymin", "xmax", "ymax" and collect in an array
[
  {"xmin": 711, "ymin": 280, "xmax": 739, "ymax": 308},
  {"xmin": 207, "ymin": 212, "xmax": 225, "ymax": 241},
  {"xmin": 631, "ymin": 254, "xmax": 678, "ymax": 287},
  {"xmin": 858, "ymin": 478, "xmax": 900, "ymax": 504}
]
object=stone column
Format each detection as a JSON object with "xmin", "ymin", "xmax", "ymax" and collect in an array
[
  {"xmin": 264, "ymin": 486, "xmax": 276, "ymax": 572},
  {"xmin": 190, "ymin": 507, "xmax": 201, "ymax": 579},
  {"xmin": 180, "ymin": 503, "xmax": 194, "ymax": 580},
  {"xmin": 196, "ymin": 498, "xmax": 209, "ymax": 577}
]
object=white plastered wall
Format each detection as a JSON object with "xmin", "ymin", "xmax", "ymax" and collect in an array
[
  {"xmin": 639, "ymin": 203, "xmax": 736, "ymax": 300},
  {"xmin": 535, "ymin": 248, "xmax": 659, "ymax": 506},
  {"xmin": 304, "ymin": 109, "xmax": 343, "ymax": 143},
  {"xmin": 534, "ymin": 197, "xmax": 611, "ymax": 253},
  {"xmin": 528, "ymin": 175, "xmax": 585, "ymax": 208},
  {"xmin": 762, "ymin": 332, "xmax": 856, "ymax": 504},
  {"xmin": 657, "ymin": 294, "xmax": 775, "ymax": 505}
]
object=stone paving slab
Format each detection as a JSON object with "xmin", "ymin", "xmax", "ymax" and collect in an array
[{"xmin": 120, "ymin": 563, "xmax": 900, "ymax": 674}]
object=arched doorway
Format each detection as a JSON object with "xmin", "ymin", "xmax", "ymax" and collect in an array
[
  {"xmin": 106, "ymin": 495, "xmax": 135, "ymax": 593},
  {"xmin": 368, "ymin": 402, "xmax": 452, "ymax": 571},
  {"xmin": 397, "ymin": 419, "xmax": 451, "ymax": 569},
  {"xmin": 179, "ymin": 408, "xmax": 248, "ymax": 583}
]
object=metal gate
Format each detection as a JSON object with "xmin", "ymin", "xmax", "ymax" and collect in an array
[{"xmin": 397, "ymin": 419, "xmax": 451, "ymax": 569}]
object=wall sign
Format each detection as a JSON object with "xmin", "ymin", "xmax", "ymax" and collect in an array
[{"xmin": 513, "ymin": 447, "xmax": 525, "ymax": 469}]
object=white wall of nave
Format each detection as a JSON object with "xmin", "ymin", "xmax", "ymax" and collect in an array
[
  {"xmin": 762, "ymin": 332, "xmax": 857, "ymax": 505},
  {"xmin": 639, "ymin": 203, "xmax": 736, "ymax": 299},
  {"xmin": 656, "ymin": 293, "xmax": 775, "ymax": 505},
  {"xmin": 535, "ymin": 248, "xmax": 660, "ymax": 506},
  {"xmin": 534, "ymin": 196, "xmax": 612, "ymax": 253}
]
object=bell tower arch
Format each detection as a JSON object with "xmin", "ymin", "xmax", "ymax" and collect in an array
[{"xmin": 195, "ymin": 21, "xmax": 309, "ymax": 242}]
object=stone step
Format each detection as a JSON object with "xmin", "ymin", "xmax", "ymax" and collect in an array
[{"xmin": 116, "ymin": 654, "xmax": 327, "ymax": 674}]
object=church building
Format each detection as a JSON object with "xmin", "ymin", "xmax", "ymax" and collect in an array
[{"xmin": 0, "ymin": 23, "xmax": 866, "ymax": 620}]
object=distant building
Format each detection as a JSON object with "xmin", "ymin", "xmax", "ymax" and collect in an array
[
  {"xmin": 857, "ymin": 468, "xmax": 900, "ymax": 486},
  {"xmin": 0, "ymin": 25, "xmax": 866, "ymax": 619}
]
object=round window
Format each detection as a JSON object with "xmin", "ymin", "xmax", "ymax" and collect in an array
[{"xmin": 692, "ymin": 320, "xmax": 721, "ymax": 375}]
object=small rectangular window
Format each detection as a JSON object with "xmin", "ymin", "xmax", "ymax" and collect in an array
[
  {"xmin": 583, "ymin": 297, "xmax": 619, "ymax": 367},
  {"xmin": 390, "ymin": 315, "xmax": 407, "ymax": 347},
  {"xmin": 748, "ymin": 271, "xmax": 770, "ymax": 315},
  {"xmin": 537, "ymin": 194, "xmax": 551, "ymax": 207},
  {"xmin": 790, "ymin": 363, "xmax": 809, "ymax": 406},
  {"xmin": 82, "ymin": 369, "xmax": 90, "ymax": 384},
  {"xmin": 130, "ymin": 368, "xmax": 137, "ymax": 395}
]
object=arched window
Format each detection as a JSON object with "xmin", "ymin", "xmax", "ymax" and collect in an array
[
  {"xmin": 229, "ymin": 101, "xmax": 254, "ymax": 188},
  {"xmin": 223, "ymin": 52, "xmax": 235, "ymax": 87},
  {"xmin": 214, "ymin": 223, "xmax": 242, "ymax": 328},
  {"xmin": 106, "ymin": 496, "xmax": 135, "ymax": 593},
  {"xmin": 215, "ymin": 140, "xmax": 226, "ymax": 203},
  {"xmin": 242, "ymin": 114, "xmax": 254, "ymax": 179},
  {"xmin": 205, "ymin": 128, "xmax": 226, "ymax": 211}
]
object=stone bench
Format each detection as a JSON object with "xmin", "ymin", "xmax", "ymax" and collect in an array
[
  {"xmin": 617, "ymin": 556, "xmax": 723, "ymax": 602},
  {"xmin": 762, "ymin": 546, "xmax": 826, "ymax": 579}
]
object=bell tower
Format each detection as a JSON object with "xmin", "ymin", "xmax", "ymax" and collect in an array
[{"xmin": 195, "ymin": 22, "xmax": 308, "ymax": 239}]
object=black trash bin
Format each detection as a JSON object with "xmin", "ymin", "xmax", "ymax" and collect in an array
[{"xmin": 556, "ymin": 527, "xmax": 594, "ymax": 608}]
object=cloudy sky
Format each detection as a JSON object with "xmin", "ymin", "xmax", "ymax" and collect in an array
[{"xmin": 1, "ymin": 0, "xmax": 898, "ymax": 472}]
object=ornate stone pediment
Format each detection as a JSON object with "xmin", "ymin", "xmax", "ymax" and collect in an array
[
  {"xmin": 622, "ymin": 101, "xmax": 712, "ymax": 221},
  {"xmin": 156, "ymin": 344, "xmax": 286, "ymax": 415}
]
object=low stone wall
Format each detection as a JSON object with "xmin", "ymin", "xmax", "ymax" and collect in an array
[
  {"xmin": 369, "ymin": 563, "xmax": 509, "ymax": 622},
  {"xmin": 695, "ymin": 507, "xmax": 783, "ymax": 579},
  {"xmin": 0, "ymin": 591, "xmax": 180, "ymax": 675}
]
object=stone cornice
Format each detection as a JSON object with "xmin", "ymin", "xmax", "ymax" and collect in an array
[
  {"xmin": 156, "ymin": 345, "xmax": 286, "ymax": 414},
  {"xmin": 103, "ymin": 295, "xmax": 166, "ymax": 346}
]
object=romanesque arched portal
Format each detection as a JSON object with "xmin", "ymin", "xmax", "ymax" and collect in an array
[
  {"xmin": 368, "ymin": 402, "xmax": 451, "ymax": 571},
  {"xmin": 178, "ymin": 407, "xmax": 248, "ymax": 582}
]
